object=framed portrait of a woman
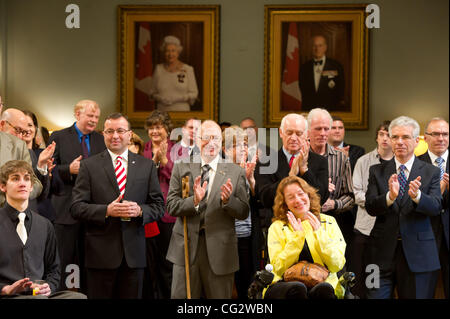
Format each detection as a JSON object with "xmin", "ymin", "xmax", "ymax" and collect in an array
[
  {"xmin": 264, "ymin": 4, "xmax": 369, "ymax": 129},
  {"xmin": 118, "ymin": 5, "xmax": 220, "ymax": 127}
]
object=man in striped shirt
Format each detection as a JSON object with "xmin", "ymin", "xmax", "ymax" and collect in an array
[{"xmin": 307, "ymin": 108, "xmax": 355, "ymax": 252}]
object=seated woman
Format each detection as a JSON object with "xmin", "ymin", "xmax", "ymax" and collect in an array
[{"xmin": 264, "ymin": 175, "xmax": 346, "ymax": 299}]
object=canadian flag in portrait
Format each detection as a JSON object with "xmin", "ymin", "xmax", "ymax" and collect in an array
[
  {"xmin": 281, "ymin": 22, "xmax": 302, "ymax": 110},
  {"xmin": 134, "ymin": 22, "xmax": 155, "ymax": 110}
]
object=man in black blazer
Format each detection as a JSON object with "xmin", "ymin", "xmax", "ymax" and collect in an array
[
  {"xmin": 48, "ymin": 100, "xmax": 106, "ymax": 290},
  {"xmin": 256, "ymin": 113, "xmax": 329, "ymax": 211},
  {"xmin": 299, "ymin": 35, "xmax": 345, "ymax": 111},
  {"xmin": 365, "ymin": 116, "xmax": 442, "ymax": 299},
  {"xmin": 70, "ymin": 113, "xmax": 165, "ymax": 299},
  {"xmin": 419, "ymin": 117, "xmax": 449, "ymax": 298}
]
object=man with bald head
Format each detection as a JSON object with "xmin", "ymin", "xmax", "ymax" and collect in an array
[
  {"xmin": 48, "ymin": 99, "xmax": 106, "ymax": 291},
  {"xmin": 256, "ymin": 113, "xmax": 329, "ymax": 212},
  {"xmin": 166, "ymin": 120, "xmax": 249, "ymax": 298},
  {"xmin": 419, "ymin": 117, "xmax": 449, "ymax": 298},
  {"xmin": 299, "ymin": 35, "xmax": 345, "ymax": 111},
  {"xmin": 0, "ymin": 107, "xmax": 44, "ymax": 205}
]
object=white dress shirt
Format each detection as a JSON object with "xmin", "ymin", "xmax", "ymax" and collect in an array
[{"xmin": 386, "ymin": 155, "xmax": 420, "ymax": 206}]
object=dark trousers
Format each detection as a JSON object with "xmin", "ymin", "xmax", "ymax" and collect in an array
[
  {"xmin": 54, "ymin": 222, "xmax": 85, "ymax": 292},
  {"xmin": 235, "ymin": 236, "xmax": 254, "ymax": 299},
  {"xmin": 432, "ymin": 234, "xmax": 449, "ymax": 298},
  {"xmin": 265, "ymin": 281, "xmax": 335, "ymax": 299},
  {"xmin": 142, "ymin": 222, "xmax": 174, "ymax": 299},
  {"xmin": 347, "ymin": 229, "xmax": 370, "ymax": 298},
  {"xmin": 86, "ymin": 258, "xmax": 144, "ymax": 299},
  {"xmin": 367, "ymin": 241, "xmax": 438, "ymax": 299}
]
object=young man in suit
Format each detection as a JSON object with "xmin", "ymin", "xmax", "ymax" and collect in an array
[
  {"xmin": 48, "ymin": 99, "xmax": 106, "ymax": 291},
  {"xmin": 366, "ymin": 116, "xmax": 442, "ymax": 299},
  {"xmin": 419, "ymin": 117, "xmax": 449, "ymax": 298},
  {"xmin": 0, "ymin": 160, "xmax": 85, "ymax": 299},
  {"xmin": 166, "ymin": 120, "xmax": 249, "ymax": 299},
  {"xmin": 70, "ymin": 113, "xmax": 165, "ymax": 299},
  {"xmin": 298, "ymin": 35, "xmax": 345, "ymax": 111}
]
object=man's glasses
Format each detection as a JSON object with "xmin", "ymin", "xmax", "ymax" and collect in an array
[
  {"xmin": 200, "ymin": 135, "xmax": 221, "ymax": 142},
  {"xmin": 103, "ymin": 128, "xmax": 130, "ymax": 136},
  {"xmin": 5, "ymin": 120, "xmax": 31, "ymax": 136},
  {"xmin": 425, "ymin": 132, "xmax": 449, "ymax": 138}
]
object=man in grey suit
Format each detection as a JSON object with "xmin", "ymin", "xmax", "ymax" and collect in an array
[
  {"xmin": 166, "ymin": 120, "xmax": 250, "ymax": 299},
  {"xmin": 0, "ymin": 105, "xmax": 43, "ymax": 205}
]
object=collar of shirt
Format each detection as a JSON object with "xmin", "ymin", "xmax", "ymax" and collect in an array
[
  {"xmin": 428, "ymin": 149, "xmax": 448, "ymax": 166},
  {"xmin": 394, "ymin": 155, "xmax": 415, "ymax": 174},
  {"xmin": 337, "ymin": 141, "xmax": 344, "ymax": 148},
  {"xmin": 201, "ymin": 154, "xmax": 219, "ymax": 172},
  {"xmin": 74, "ymin": 122, "xmax": 90, "ymax": 143},
  {"xmin": 4, "ymin": 202, "xmax": 31, "ymax": 226},
  {"xmin": 282, "ymin": 147, "xmax": 299, "ymax": 164},
  {"xmin": 108, "ymin": 149, "xmax": 129, "ymax": 165}
]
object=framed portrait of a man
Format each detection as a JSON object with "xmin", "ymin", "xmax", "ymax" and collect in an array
[
  {"xmin": 264, "ymin": 4, "xmax": 369, "ymax": 129},
  {"xmin": 118, "ymin": 5, "xmax": 220, "ymax": 127}
]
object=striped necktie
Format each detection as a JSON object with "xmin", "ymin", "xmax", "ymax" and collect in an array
[
  {"xmin": 289, "ymin": 155, "xmax": 296, "ymax": 168},
  {"xmin": 115, "ymin": 156, "xmax": 127, "ymax": 197},
  {"xmin": 435, "ymin": 157, "xmax": 445, "ymax": 180},
  {"xmin": 398, "ymin": 165, "xmax": 407, "ymax": 199}
]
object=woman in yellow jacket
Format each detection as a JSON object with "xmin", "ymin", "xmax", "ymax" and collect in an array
[{"xmin": 264, "ymin": 176, "xmax": 346, "ymax": 299}]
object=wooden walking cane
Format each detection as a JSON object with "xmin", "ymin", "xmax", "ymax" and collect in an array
[{"xmin": 181, "ymin": 176, "xmax": 191, "ymax": 299}]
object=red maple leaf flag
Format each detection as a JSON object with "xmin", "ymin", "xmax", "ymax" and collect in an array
[
  {"xmin": 281, "ymin": 22, "xmax": 302, "ymax": 110},
  {"xmin": 134, "ymin": 22, "xmax": 155, "ymax": 110}
]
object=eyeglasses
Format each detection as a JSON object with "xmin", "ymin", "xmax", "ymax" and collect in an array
[
  {"xmin": 425, "ymin": 132, "xmax": 449, "ymax": 138},
  {"xmin": 103, "ymin": 128, "xmax": 130, "ymax": 136},
  {"xmin": 200, "ymin": 135, "xmax": 221, "ymax": 142},
  {"xmin": 5, "ymin": 120, "xmax": 31, "ymax": 136}
]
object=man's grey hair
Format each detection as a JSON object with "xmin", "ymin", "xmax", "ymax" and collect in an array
[
  {"xmin": 307, "ymin": 108, "xmax": 333, "ymax": 129},
  {"xmin": 280, "ymin": 113, "xmax": 308, "ymax": 133},
  {"xmin": 425, "ymin": 117, "xmax": 449, "ymax": 132},
  {"xmin": 389, "ymin": 116, "xmax": 420, "ymax": 138}
]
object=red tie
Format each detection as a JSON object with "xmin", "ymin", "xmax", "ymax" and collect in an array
[
  {"xmin": 115, "ymin": 156, "xmax": 127, "ymax": 197},
  {"xmin": 289, "ymin": 155, "xmax": 296, "ymax": 168}
]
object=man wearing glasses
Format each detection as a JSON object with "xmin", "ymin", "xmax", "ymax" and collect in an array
[
  {"xmin": 365, "ymin": 116, "xmax": 442, "ymax": 299},
  {"xmin": 70, "ymin": 113, "xmax": 165, "ymax": 299},
  {"xmin": 0, "ymin": 105, "xmax": 43, "ymax": 206},
  {"xmin": 419, "ymin": 117, "xmax": 449, "ymax": 298},
  {"xmin": 48, "ymin": 99, "xmax": 106, "ymax": 292},
  {"xmin": 166, "ymin": 120, "xmax": 249, "ymax": 299}
]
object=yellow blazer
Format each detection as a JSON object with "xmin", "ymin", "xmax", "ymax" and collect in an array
[{"xmin": 266, "ymin": 213, "xmax": 346, "ymax": 297}]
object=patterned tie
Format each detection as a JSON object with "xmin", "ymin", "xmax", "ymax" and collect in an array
[
  {"xmin": 289, "ymin": 155, "xmax": 296, "ymax": 168},
  {"xmin": 201, "ymin": 164, "xmax": 211, "ymax": 200},
  {"xmin": 398, "ymin": 165, "xmax": 408, "ymax": 199},
  {"xmin": 115, "ymin": 156, "xmax": 129, "ymax": 221},
  {"xmin": 17, "ymin": 212, "xmax": 27, "ymax": 245},
  {"xmin": 81, "ymin": 135, "xmax": 89, "ymax": 159},
  {"xmin": 436, "ymin": 157, "xmax": 445, "ymax": 181}
]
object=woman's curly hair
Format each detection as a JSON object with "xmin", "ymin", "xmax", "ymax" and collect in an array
[{"xmin": 272, "ymin": 175, "xmax": 321, "ymax": 224}]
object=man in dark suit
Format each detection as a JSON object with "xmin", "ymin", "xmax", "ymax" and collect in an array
[
  {"xmin": 329, "ymin": 115, "xmax": 365, "ymax": 173},
  {"xmin": 418, "ymin": 117, "xmax": 449, "ymax": 298},
  {"xmin": 0, "ymin": 160, "xmax": 85, "ymax": 299},
  {"xmin": 256, "ymin": 113, "xmax": 329, "ymax": 210},
  {"xmin": 70, "ymin": 113, "xmax": 165, "ymax": 299},
  {"xmin": 166, "ymin": 120, "xmax": 249, "ymax": 299},
  {"xmin": 365, "ymin": 116, "xmax": 442, "ymax": 299},
  {"xmin": 299, "ymin": 35, "xmax": 345, "ymax": 111},
  {"xmin": 48, "ymin": 100, "xmax": 106, "ymax": 291}
]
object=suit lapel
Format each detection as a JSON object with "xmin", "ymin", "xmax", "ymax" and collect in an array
[
  {"xmin": 399, "ymin": 158, "xmax": 423, "ymax": 207},
  {"xmin": 124, "ymin": 152, "xmax": 138, "ymax": 198},
  {"xmin": 101, "ymin": 150, "xmax": 120, "ymax": 197}
]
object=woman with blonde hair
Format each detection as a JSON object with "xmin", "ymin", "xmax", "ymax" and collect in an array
[{"xmin": 264, "ymin": 175, "xmax": 346, "ymax": 299}]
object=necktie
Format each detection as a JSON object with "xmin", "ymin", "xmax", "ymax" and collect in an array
[
  {"xmin": 436, "ymin": 157, "xmax": 445, "ymax": 181},
  {"xmin": 314, "ymin": 60, "xmax": 323, "ymax": 66},
  {"xmin": 201, "ymin": 164, "xmax": 211, "ymax": 200},
  {"xmin": 398, "ymin": 165, "xmax": 408, "ymax": 199},
  {"xmin": 17, "ymin": 212, "xmax": 27, "ymax": 245},
  {"xmin": 81, "ymin": 135, "xmax": 89, "ymax": 159},
  {"xmin": 115, "ymin": 156, "xmax": 127, "ymax": 197},
  {"xmin": 289, "ymin": 155, "xmax": 296, "ymax": 168}
]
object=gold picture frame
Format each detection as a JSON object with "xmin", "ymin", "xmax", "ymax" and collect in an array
[
  {"xmin": 118, "ymin": 5, "xmax": 220, "ymax": 128},
  {"xmin": 264, "ymin": 4, "xmax": 369, "ymax": 129}
]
